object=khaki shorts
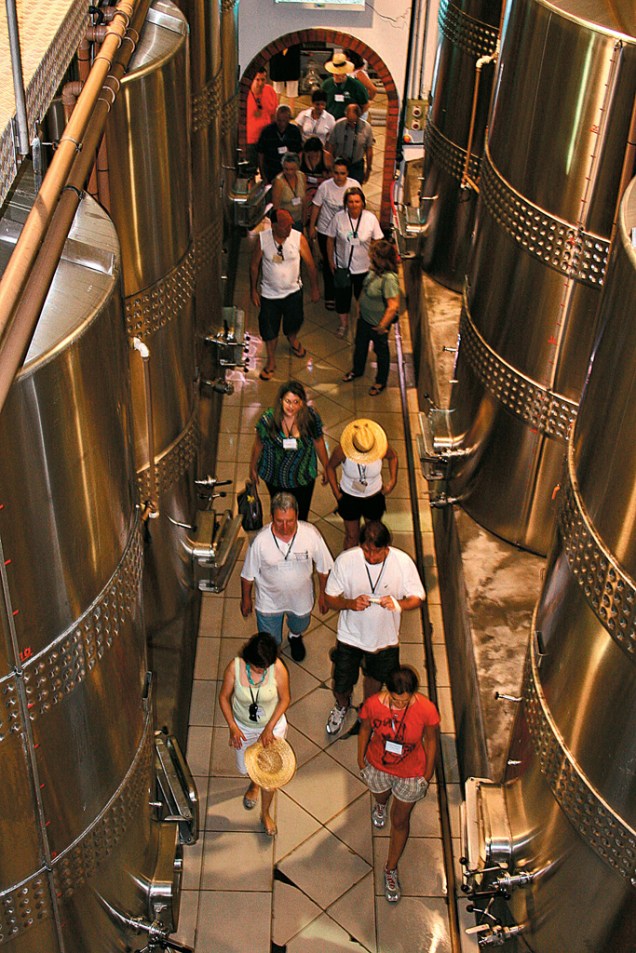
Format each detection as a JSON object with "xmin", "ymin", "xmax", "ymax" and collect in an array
[{"xmin": 360, "ymin": 761, "xmax": 430, "ymax": 803}]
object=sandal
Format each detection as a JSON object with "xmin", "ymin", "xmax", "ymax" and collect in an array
[
  {"xmin": 243, "ymin": 786, "xmax": 258, "ymax": 810},
  {"xmin": 290, "ymin": 341, "xmax": 307, "ymax": 358},
  {"xmin": 342, "ymin": 371, "xmax": 358, "ymax": 383},
  {"xmin": 261, "ymin": 816, "xmax": 277, "ymax": 837},
  {"xmin": 325, "ymin": 300, "xmax": 336, "ymax": 311},
  {"xmin": 369, "ymin": 383, "xmax": 386, "ymax": 396},
  {"xmin": 336, "ymin": 325, "xmax": 347, "ymax": 338},
  {"xmin": 259, "ymin": 367, "xmax": 275, "ymax": 381}
]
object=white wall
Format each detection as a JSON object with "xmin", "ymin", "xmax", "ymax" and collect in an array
[{"xmin": 237, "ymin": 0, "xmax": 440, "ymax": 102}]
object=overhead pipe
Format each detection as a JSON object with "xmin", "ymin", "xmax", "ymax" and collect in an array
[
  {"xmin": 0, "ymin": 0, "xmax": 151, "ymax": 415},
  {"xmin": 461, "ymin": 48, "xmax": 499, "ymax": 193},
  {"xmin": 5, "ymin": 0, "xmax": 30, "ymax": 157},
  {"xmin": 0, "ymin": 0, "xmax": 144, "ymax": 389},
  {"xmin": 133, "ymin": 337, "xmax": 159, "ymax": 517}
]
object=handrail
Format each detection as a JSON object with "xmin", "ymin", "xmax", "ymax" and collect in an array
[{"xmin": 394, "ymin": 306, "xmax": 463, "ymax": 953}]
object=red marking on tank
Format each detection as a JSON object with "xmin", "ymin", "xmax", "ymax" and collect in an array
[
  {"xmin": 12, "ymin": 609, "xmax": 19, "ymax": 617},
  {"xmin": 51, "ymin": 851, "xmax": 57, "ymax": 859},
  {"xmin": 27, "ymin": 702, "xmax": 34, "ymax": 709},
  {"xmin": 547, "ymin": 336, "xmax": 558, "ymax": 345},
  {"xmin": 45, "ymin": 820, "xmax": 51, "ymax": 827},
  {"xmin": 40, "ymin": 783, "xmax": 45, "ymax": 789},
  {"xmin": 19, "ymin": 646, "xmax": 32, "ymax": 662},
  {"xmin": 530, "ymin": 428, "xmax": 538, "ymax": 434},
  {"xmin": 0, "ymin": 504, "xmax": 4, "ymax": 510},
  {"xmin": 4, "ymin": 558, "xmax": 10, "ymax": 566},
  {"xmin": 590, "ymin": 124, "xmax": 599, "ymax": 134}
]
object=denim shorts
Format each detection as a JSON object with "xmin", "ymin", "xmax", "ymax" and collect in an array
[
  {"xmin": 360, "ymin": 762, "xmax": 430, "ymax": 803},
  {"xmin": 256, "ymin": 609, "xmax": 311, "ymax": 645}
]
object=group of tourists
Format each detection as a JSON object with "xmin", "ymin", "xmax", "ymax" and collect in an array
[{"xmin": 219, "ymin": 378, "xmax": 441, "ymax": 903}]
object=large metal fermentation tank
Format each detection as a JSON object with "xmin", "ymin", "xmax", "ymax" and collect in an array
[
  {"xmin": 106, "ymin": 0, "xmax": 198, "ymax": 738},
  {"xmin": 484, "ymin": 178, "xmax": 636, "ymax": 953},
  {"xmin": 444, "ymin": 0, "xmax": 636, "ymax": 554},
  {"xmin": 421, "ymin": 0, "xmax": 501, "ymax": 290},
  {"xmin": 220, "ymin": 0, "xmax": 239, "ymax": 217},
  {"xmin": 0, "ymin": 180, "xmax": 175, "ymax": 952}
]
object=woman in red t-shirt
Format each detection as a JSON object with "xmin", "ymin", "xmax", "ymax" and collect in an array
[{"xmin": 358, "ymin": 665, "xmax": 440, "ymax": 903}]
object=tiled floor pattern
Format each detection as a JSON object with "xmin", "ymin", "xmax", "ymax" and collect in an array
[{"xmin": 173, "ymin": 166, "xmax": 474, "ymax": 951}]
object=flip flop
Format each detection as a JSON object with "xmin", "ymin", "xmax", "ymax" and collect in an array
[
  {"xmin": 369, "ymin": 383, "xmax": 386, "ymax": 396},
  {"xmin": 325, "ymin": 301, "xmax": 336, "ymax": 311},
  {"xmin": 261, "ymin": 817, "xmax": 277, "ymax": 837},
  {"xmin": 336, "ymin": 325, "xmax": 347, "ymax": 338},
  {"xmin": 290, "ymin": 342, "xmax": 306, "ymax": 358},
  {"xmin": 342, "ymin": 371, "xmax": 357, "ymax": 383},
  {"xmin": 259, "ymin": 367, "xmax": 275, "ymax": 381}
]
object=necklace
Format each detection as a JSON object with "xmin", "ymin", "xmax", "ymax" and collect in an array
[{"xmin": 246, "ymin": 662, "xmax": 267, "ymax": 686}]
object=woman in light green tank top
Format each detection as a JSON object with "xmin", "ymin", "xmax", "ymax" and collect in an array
[{"xmin": 219, "ymin": 633, "xmax": 290, "ymax": 836}]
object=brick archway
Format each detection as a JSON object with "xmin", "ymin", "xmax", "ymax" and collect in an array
[{"xmin": 239, "ymin": 30, "xmax": 399, "ymax": 228}]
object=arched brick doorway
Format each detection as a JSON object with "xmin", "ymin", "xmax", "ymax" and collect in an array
[{"xmin": 239, "ymin": 30, "xmax": 399, "ymax": 229}]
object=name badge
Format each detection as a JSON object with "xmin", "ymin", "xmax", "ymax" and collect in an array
[
  {"xmin": 278, "ymin": 145, "xmax": 288, "ymax": 154},
  {"xmin": 283, "ymin": 437, "xmax": 298, "ymax": 450},
  {"xmin": 272, "ymin": 254, "xmax": 284, "ymax": 264},
  {"xmin": 347, "ymin": 236, "xmax": 361, "ymax": 247},
  {"xmin": 307, "ymin": 175, "xmax": 318, "ymax": 184},
  {"xmin": 292, "ymin": 196, "xmax": 302, "ymax": 206},
  {"xmin": 335, "ymin": 94, "xmax": 345, "ymax": 102},
  {"xmin": 385, "ymin": 740, "xmax": 403, "ymax": 755},
  {"xmin": 352, "ymin": 479, "xmax": 368, "ymax": 492}
]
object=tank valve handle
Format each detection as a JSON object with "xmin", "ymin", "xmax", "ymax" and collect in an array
[
  {"xmin": 442, "ymin": 345, "xmax": 458, "ymax": 354},
  {"xmin": 476, "ymin": 924, "xmax": 524, "ymax": 947},
  {"xmin": 195, "ymin": 477, "xmax": 232, "ymax": 489},
  {"xmin": 495, "ymin": 692, "xmax": 522, "ymax": 703}
]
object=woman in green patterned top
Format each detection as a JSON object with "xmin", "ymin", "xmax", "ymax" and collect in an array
[{"xmin": 249, "ymin": 380, "xmax": 329, "ymax": 520}]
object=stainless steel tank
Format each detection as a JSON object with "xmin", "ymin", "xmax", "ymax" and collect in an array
[
  {"xmin": 421, "ymin": 0, "xmax": 501, "ymax": 290},
  {"xmin": 463, "ymin": 177, "xmax": 636, "ymax": 953},
  {"xmin": 106, "ymin": 0, "xmax": 199, "ymax": 737},
  {"xmin": 0, "ymin": 176, "xmax": 178, "ymax": 952},
  {"xmin": 442, "ymin": 0, "xmax": 636, "ymax": 554},
  {"xmin": 220, "ymin": 0, "xmax": 239, "ymax": 218}
]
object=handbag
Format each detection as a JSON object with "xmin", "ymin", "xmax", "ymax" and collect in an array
[
  {"xmin": 237, "ymin": 480, "xmax": 263, "ymax": 532},
  {"xmin": 333, "ymin": 267, "xmax": 351, "ymax": 289}
]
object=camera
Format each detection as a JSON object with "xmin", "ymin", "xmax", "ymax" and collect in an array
[{"xmin": 249, "ymin": 702, "xmax": 259, "ymax": 722}]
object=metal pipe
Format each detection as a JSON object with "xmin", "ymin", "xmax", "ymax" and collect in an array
[
  {"xmin": 0, "ymin": 0, "xmax": 141, "ymax": 375},
  {"xmin": 0, "ymin": 0, "xmax": 150, "ymax": 415},
  {"xmin": 133, "ymin": 337, "xmax": 159, "ymax": 514},
  {"xmin": 5, "ymin": 0, "xmax": 30, "ymax": 156},
  {"xmin": 393, "ymin": 312, "xmax": 463, "ymax": 952},
  {"xmin": 396, "ymin": 0, "xmax": 423, "ymax": 164}
]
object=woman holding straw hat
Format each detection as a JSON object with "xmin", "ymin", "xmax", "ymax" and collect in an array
[
  {"xmin": 218, "ymin": 632, "xmax": 290, "ymax": 836},
  {"xmin": 326, "ymin": 419, "xmax": 398, "ymax": 549}
]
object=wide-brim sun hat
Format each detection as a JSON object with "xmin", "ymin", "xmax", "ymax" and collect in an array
[
  {"xmin": 340, "ymin": 419, "xmax": 388, "ymax": 464},
  {"xmin": 325, "ymin": 53, "xmax": 354, "ymax": 75},
  {"xmin": 244, "ymin": 738, "xmax": 296, "ymax": 790}
]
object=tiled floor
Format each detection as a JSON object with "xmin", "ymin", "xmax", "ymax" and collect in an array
[{"xmin": 173, "ymin": 101, "xmax": 473, "ymax": 950}]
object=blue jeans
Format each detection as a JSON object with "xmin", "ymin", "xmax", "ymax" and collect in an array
[{"xmin": 255, "ymin": 610, "xmax": 312, "ymax": 645}]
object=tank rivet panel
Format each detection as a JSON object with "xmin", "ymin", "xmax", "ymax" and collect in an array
[
  {"xmin": 438, "ymin": 0, "xmax": 499, "ymax": 57},
  {"xmin": 423, "ymin": 120, "xmax": 481, "ymax": 183}
]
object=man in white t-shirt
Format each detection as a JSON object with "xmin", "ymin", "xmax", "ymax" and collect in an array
[
  {"xmin": 324, "ymin": 520, "xmax": 425, "ymax": 734},
  {"xmin": 295, "ymin": 90, "xmax": 336, "ymax": 145},
  {"xmin": 241, "ymin": 492, "xmax": 334, "ymax": 661},
  {"xmin": 308, "ymin": 159, "xmax": 358, "ymax": 310}
]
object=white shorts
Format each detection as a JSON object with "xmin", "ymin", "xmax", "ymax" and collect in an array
[{"xmin": 234, "ymin": 715, "xmax": 288, "ymax": 776}]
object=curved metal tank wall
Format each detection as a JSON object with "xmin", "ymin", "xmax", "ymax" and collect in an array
[
  {"xmin": 446, "ymin": 0, "xmax": 636, "ymax": 554},
  {"xmin": 499, "ymin": 178, "xmax": 636, "ymax": 952},
  {"xmin": 106, "ymin": 0, "xmax": 198, "ymax": 735},
  {"xmin": 176, "ymin": 0, "xmax": 224, "ymax": 474},
  {"xmin": 0, "ymin": 185, "xmax": 165, "ymax": 952},
  {"xmin": 220, "ymin": 0, "xmax": 239, "ymax": 216},
  {"xmin": 421, "ymin": 0, "xmax": 501, "ymax": 291}
]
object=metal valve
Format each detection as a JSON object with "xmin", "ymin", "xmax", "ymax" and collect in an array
[
  {"xmin": 477, "ymin": 925, "xmax": 524, "ymax": 947},
  {"xmin": 495, "ymin": 692, "xmax": 522, "ymax": 703}
]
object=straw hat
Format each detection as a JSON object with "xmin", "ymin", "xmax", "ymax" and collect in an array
[
  {"xmin": 325, "ymin": 53, "xmax": 354, "ymax": 75},
  {"xmin": 340, "ymin": 419, "xmax": 388, "ymax": 464},
  {"xmin": 244, "ymin": 738, "xmax": 296, "ymax": 790}
]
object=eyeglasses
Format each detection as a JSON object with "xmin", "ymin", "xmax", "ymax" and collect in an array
[{"xmin": 276, "ymin": 243, "xmax": 285, "ymax": 260}]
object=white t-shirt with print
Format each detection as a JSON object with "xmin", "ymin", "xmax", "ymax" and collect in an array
[
  {"xmin": 325, "ymin": 546, "xmax": 425, "ymax": 650},
  {"xmin": 242, "ymin": 521, "xmax": 334, "ymax": 615},
  {"xmin": 326, "ymin": 208, "xmax": 384, "ymax": 274},
  {"xmin": 312, "ymin": 177, "xmax": 359, "ymax": 235}
]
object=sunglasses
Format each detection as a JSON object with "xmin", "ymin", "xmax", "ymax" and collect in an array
[{"xmin": 276, "ymin": 243, "xmax": 285, "ymax": 260}]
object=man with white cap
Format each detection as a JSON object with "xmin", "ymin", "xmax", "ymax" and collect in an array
[
  {"xmin": 324, "ymin": 520, "xmax": 425, "ymax": 735},
  {"xmin": 322, "ymin": 52, "xmax": 369, "ymax": 121},
  {"xmin": 326, "ymin": 419, "xmax": 398, "ymax": 549}
]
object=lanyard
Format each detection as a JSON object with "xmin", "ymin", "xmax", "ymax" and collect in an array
[
  {"xmin": 388, "ymin": 700, "xmax": 410, "ymax": 739},
  {"xmin": 357, "ymin": 464, "xmax": 367, "ymax": 485},
  {"xmin": 365, "ymin": 557, "xmax": 387, "ymax": 594},
  {"xmin": 272, "ymin": 528, "xmax": 298, "ymax": 560},
  {"xmin": 246, "ymin": 663, "xmax": 267, "ymax": 707}
]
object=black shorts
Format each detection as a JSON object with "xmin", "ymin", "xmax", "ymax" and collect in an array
[
  {"xmin": 259, "ymin": 288, "xmax": 304, "ymax": 341},
  {"xmin": 332, "ymin": 641, "xmax": 400, "ymax": 695},
  {"xmin": 336, "ymin": 489, "xmax": 386, "ymax": 522},
  {"xmin": 334, "ymin": 271, "xmax": 366, "ymax": 315}
]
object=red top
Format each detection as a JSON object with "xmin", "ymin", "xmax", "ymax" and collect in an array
[
  {"xmin": 246, "ymin": 84, "xmax": 278, "ymax": 145},
  {"xmin": 360, "ymin": 693, "xmax": 440, "ymax": 778}
]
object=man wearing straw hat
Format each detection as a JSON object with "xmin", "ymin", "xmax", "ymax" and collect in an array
[
  {"xmin": 324, "ymin": 520, "xmax": 425, "ymax": 736},
  {"xmin": 322, "ymin": 52, "xmax": 369, "ymax": 121}
]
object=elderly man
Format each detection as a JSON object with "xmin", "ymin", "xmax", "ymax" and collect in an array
[
  {"xmin": 246, "ymin": 68, "xmax": 278, "ymax": 173},
  {"xmin": 241, "ymin": 492, "xmax": 334, "ymax": 661},
  {"xmin": 250, "ymin": 208, "xmax": 319, "ymax": 381},
  {"xmin": 257, "ymin": 104, "xmax": 303, "ymax": 184},
  {"xmin": 324, "ymin": 520, "xmax": 425, "ymax": 734},
  {"xmin": 322, "ymin": 52, "xmax": 368, "ymax": 121},
  {"xmin": 295, "ymin": 89, "xmax": 336, "ymax": 145},
  {"xmin": 327, "ymin": 104, "xmax": 374, "ymax": 185}
]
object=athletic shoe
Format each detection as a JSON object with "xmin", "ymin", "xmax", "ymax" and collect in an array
[
  {"xmin": 289, "ymin": 635, "xmax": 306, "ymax": 662},
  {"xmin": 326, "ymin": 704, "xmax": 348, "ymax": 735},
  {"xmin": 371, "ymin": 802, "xmax": 387, "ymax": 829},
  {"xmin": 384, "ymin": 867, "xmax": 401, "ymax": 903}
]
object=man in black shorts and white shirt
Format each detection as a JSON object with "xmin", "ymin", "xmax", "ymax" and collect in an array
[{"xmin": 324, "ymin": 520, "xmax": 425, "ymax": 735}]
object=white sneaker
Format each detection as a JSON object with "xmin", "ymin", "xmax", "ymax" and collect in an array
[
  {"xmin": 384, "ymin": 867, "xmax": 401, "ymax": 902},
  {"xmin": 326, "ymin": 704, "xmax": 348, "ymax": 735},
  {"xmin": 371, "ymin": 802, "xmax": 387, "ymax": 829}
]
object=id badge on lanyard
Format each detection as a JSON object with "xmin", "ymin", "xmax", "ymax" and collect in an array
[{"xmin": 384, "ymin": 739, "xmax": 403, "ymax": 755}]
